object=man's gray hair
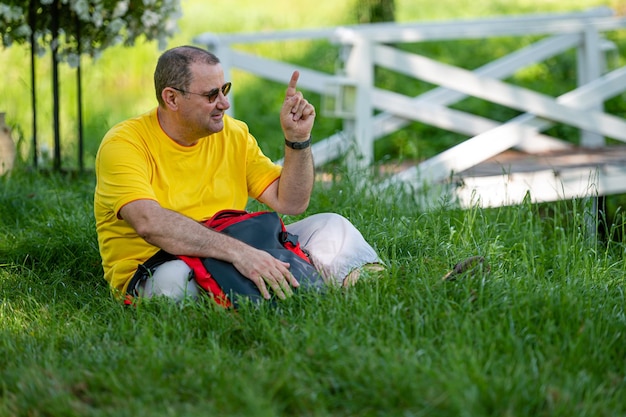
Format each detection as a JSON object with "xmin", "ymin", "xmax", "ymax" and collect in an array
[{"xmin": 154, "ymin": 45, "xmax": 221, "ymax": 107}]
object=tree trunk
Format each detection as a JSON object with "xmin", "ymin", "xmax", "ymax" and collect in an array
[
  {"xmin": 29, "ymin": 0, "xmax": 38, "ymax": 168},
  {"xmin": 51, "ymin": 0, "xmax": 61, "ymax": 171},
  {"xmin": 356, "ymin": 0, "xmax": 395, "ymax": 24},
  {"xmin": 76, "ymin": 13, "xmax": 84, "ymax": 171}
]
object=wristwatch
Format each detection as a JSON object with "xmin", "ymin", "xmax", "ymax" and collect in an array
[{"xmin": 285, "ymin": 137, "xmax": 311, "ymax": 150}]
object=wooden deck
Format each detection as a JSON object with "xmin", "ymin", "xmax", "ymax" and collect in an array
[
  {"xmin": 451, "ymin": 145, "xmax": 626, "ymax": 208},
  {"xmin": 459, "ymin": 146, "xmax": 626, "ymax": 176}
]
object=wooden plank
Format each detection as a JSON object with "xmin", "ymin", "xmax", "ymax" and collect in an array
[
  {"xmin": 454, "ymin": 166, "xmax": 626, "ymax": 208},
  {"xmin": 195, "ymin": 27, "xmax": 338, "ymax": 46},
  {"xmin": 373, "ymin": 46, "xmax": 626, "ymax": 142},
  {"xmin": 230, "ymin": 50, "xmax": 334, "ymax": 93},
  {"xmin": 452, "ymin": 146, "xmax": 626, "ymax": 207},
  {"xmin": 194, "ymin": 8, "xmax": 618, "ymax": 46},
  {"xmin": 382, "ymin": 119, "xmax": 547, "ymax": 187},
  {"xmin": 458, "ymin": 147, "xmax": 626, "ymax": 177},
  {"xmin": 371, "ymin": 33, "xmax": 581, "ymax": 151},
  {"xmin": 379, "ymin": 65, "xmax": 626, "ymax": 190},
  {"xmin": 331, "ymin": 8, "xmax": 620, "ymax": 43},
  {"xmin": 372, "ymin": 88, "xmax": 570, "ymax": 149}
]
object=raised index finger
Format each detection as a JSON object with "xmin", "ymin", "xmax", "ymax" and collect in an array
[{"xmin": 285, "ymin": 70, "xmax": 300, "ymax": 98}]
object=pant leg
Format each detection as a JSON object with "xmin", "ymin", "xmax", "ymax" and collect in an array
[
  {"xmin": 286, "ymin": 213, "xmax": 380, "ymax": 285},
  {"xmin": 139, "ymin": 259, "xmax": 201, "ymax": 301}
]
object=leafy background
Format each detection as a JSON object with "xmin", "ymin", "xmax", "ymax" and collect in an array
[{"xmin": 1, "ymin": 0, "xmax": 624, "ymax": 170}]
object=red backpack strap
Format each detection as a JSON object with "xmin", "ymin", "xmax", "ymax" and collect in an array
[
  {"xmin": 178, "ymin": 255, "xmax": 232, "ymax": 308},
  {"xmin": 205, "ymin": 210, "xmax": 268, "ymax": 231}
]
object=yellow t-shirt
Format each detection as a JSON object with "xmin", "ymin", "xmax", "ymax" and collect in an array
[{"xmin": 94, "ymin": 108, "xmax": 282, "ymax": 294}]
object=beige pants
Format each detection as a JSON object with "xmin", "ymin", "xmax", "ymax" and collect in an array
[{"xmin": 140, "ymin": 213, "xmax": 380, "ymax": 300}]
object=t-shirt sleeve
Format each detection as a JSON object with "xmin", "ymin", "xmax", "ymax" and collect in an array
[
  {"xmin": 95, "ymin": 135, "xmax": 157, "ymax": 218},
  {"xmin": 244, "ymin": 133, "xmax": 282, "ymax": 199}
]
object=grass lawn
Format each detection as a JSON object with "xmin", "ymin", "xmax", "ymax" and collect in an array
[
  {"xmin": 1, "ymin": 0, "xmax": 626, "ymax": 416},
  {"xmin": 2, "ymin": 167, "xmax": 626, "ymax": 416}
]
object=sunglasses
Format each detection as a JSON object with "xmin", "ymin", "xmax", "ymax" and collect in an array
[{"xmin": 171, "ymin": 82, "xmax": 231, "ymax": 103}]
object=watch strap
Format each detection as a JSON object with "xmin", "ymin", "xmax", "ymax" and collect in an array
[{"xmin": 284, "ymin": 137, "xmax": 311, "ymax": 150}]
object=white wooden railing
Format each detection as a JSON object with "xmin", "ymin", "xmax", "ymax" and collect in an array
[{"xmin": 194, "ymin": 7, "xmax": 626, "ymax": 206}]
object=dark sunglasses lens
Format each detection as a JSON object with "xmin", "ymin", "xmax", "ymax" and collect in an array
[
  {"xmin": 222, "ymin": 82, "xmax": 231, "ymax": 96},
  {"xmin": 208, "ymin": 83, "xmax": 231, "ymax": 103},
  {"xmin": 207, "ymin": 88, "xmax": 220, "ymax": 102}
]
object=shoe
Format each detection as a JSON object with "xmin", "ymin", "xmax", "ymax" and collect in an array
[{"xmin": 343, "ymin": 263, "xmax": 385, "ymax": 287}]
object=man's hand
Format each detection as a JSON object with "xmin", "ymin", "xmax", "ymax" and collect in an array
[
  {"xmin": 280, "ymin": 71, "xmax": 316, "ymax": 142},
  {"xmin": 231, "ymin": 246, "xmax": 300, "ymax": 300},
  {"xmin": 258, "ymin": 70, "xmax": 316, "ymax": 216}
]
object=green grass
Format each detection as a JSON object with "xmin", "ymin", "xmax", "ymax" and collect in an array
[
  {"xmin": 2, "ymin": 0, "xmax": 626, "ymax": 415},
  {"xmin": 2, "ymin": 168, "xmax": 626, "ymax": 416}
]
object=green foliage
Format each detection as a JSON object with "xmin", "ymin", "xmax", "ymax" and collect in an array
[
  {"xmin": 354, "ymin": 0, "xmax": 396, "ymax": 24},
  {"xmin": 0, "ymin": 0, "xmax": 181, "ymax": 61}
]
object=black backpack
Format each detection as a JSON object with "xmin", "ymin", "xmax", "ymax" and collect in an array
[{"xmin": 127, "ymin": 210, "xmax": 323, "ymax": 308}]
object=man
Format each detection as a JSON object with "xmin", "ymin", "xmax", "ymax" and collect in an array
[{"xmin": 94, "ymin": 45, "xmax": 380, "ymax": 302}]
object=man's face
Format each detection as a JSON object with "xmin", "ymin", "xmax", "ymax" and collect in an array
[{"xmin": 177, "ymin": 62, "xmax": 231, "ymax": 138}]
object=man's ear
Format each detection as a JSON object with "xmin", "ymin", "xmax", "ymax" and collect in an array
[{"xmin": 161, "ymin": 87, "xmax": 180, "ymax": 110}]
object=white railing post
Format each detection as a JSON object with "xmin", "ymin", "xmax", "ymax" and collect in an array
[
  {"xmin": 577, "ymin": 25, "xmax": 605, "ymax": 148},
  {"xmin": 339, "ymin": 31, "xmax": 374, "ymax": 168}
]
